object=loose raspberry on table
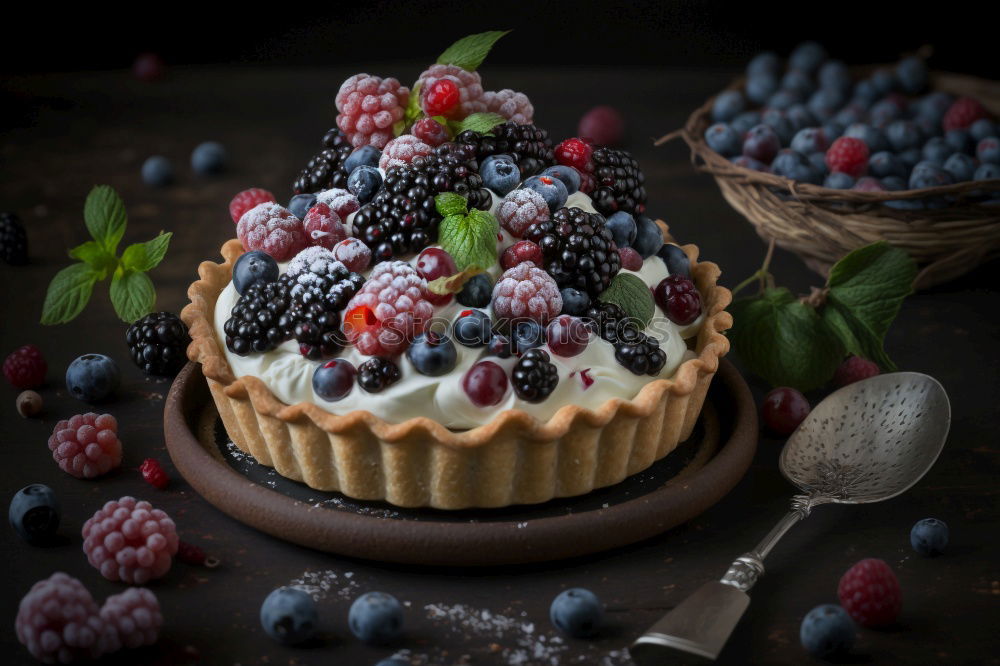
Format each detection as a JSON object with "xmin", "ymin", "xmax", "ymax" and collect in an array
[
  {"xmin": 315, "ymin": 188, "xmax": 360, "ymax": 221},
  {"xmin": 236, "ymin": 203, "xmax": 309, "ymax": 261},
  {"xmin": 483, "ymin": 89, "xmax": 535, "ymax": 125},
  {"xmin": 825, "ymin": 137, "xmax": 869, "ymax": 178},
  {"xmin": 140, "ymin": 458, "xmax": 169, "ymax": 489},
  {"xmin": 3, "ymin": 344, "xmax": 47, "ymax": 389},
  {"xmin": 335, "ymin": 74, "xmax": 410, "ymax": 149},
  {"xmin": 48, "ymin": 413, "xmax": 122, "ymax": 479},
  {"xmin": 100, "ymin": 588, "xmax": 163, "ymax": 652},
  {"xmin": 82, "ymin": 497, "xmax": 179, "ymax": 584},
  {"xmin": 416, "ymin": 64, "xmax": 486, "ymax": 120},
  {"xmin": 834, "ymin": 356, "xmax": 880, "ymax": 387},
  {"xmin": 15, "ymin": 572, "xmax": 112, "ymax": 663},
  {"xmin": 333, "ymin": 238, "xmax": 372, "ymax": 273},
  {"xmin": 498, "ymin": 188, "xmax": 550, "ymax": 237},
  {"xmin": 411, "ymin": 117, "xmax": 450, "ymax": 147},
  {"xmin": 302, "ymin": 203, "xmax": 346, "ymax": 250},
  {"xmin": 838, "ymin": 558, "xmax": 902, "ymax": 628},
  {"xmin": 942, "ymin": 96, "xmax": 989, "ymax": 132},
  {"xmin": 229, "ymin": 188, "xmax": 276, "ymax": 224},
  {"xmin": 501, "ymin": 240, "xmax": 544, "ymax": 271},
  {"xmin": 344, "ymin": 261, "xmax": 434, "ymax": 356},
  {"xmin": 379, "ymin": 134, "xmax": 434, "ymax": 170},
  {"xmin": 492, "ymin": 262, "xmax": 563, "ymax": 326}
]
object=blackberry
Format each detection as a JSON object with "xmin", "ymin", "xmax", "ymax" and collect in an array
[
  {"xmin": 524, "ymin": 206, "xmax": 620, "ymax": 298},
  {"xmin": 357, "ymin": 357, "xmax": 401, "ymax": 393},
  {"xmin": 125, "ymin": 312, "xmax": 192, "ymax": 376},
  {"xmin": 292, "ymin": 128, "xmax": 354, "ymax": 195},
  {"xmin": 511, "ymin": 349, "xmax": 559, "ymax": 403},
  {"xmin": 589, "ymin": 147, "xmax": 647, "ymax": 217},
  {"xmin": 584, "ymin": 302, "xmax": 666, "ymax": 376},
  {"xmin": 455, "ymin": 122, "xmax": 556, "ymax": 178},
  {"xmin": 284, "ymin": 262, "xmax": 365, "ymax": 359},
  {"xmin": 0, "ymin": 212, "xmax": 28, "ymax": 265},
  {"xmin": 224, "ymin": 275, "xmax": 294, "ymax": 356}
]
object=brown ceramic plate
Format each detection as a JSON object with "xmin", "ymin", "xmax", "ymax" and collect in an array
[{"xmin": 164, "ymin": 360, "xmax": 757, "ymax": 566}]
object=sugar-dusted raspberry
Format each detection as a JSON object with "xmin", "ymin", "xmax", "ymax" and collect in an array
[
  {"xmin": 236, "ymin": 203, "xmax": 309, "ymax": 261},
  {"xmin": 303, "ymin": 203, "xmax": 347, "ymax": 250},
  {"xmin": 825, "ymin": 137, "xmax": 869, "ymax": 178},
  {"xmin": 335, "ymin": 74, "xmax": 410, "ymax": 149},
  {"xmin": 838, "ymin": 558, "xmax": 902, "ymax": 628},
  {"xmin": 333, "ymin": 238, "xmax": 372, "ymax": 273},
  {"xmin": 315, "ymin": 188, "xmax": 361, "ymax": 221},
  {"xmin": 492, "ymin": 262, "xmax": 563, "ymax": 325},
  {"xmin": 942, "ymin": 96, "xmax": 989, "ymax": 132},
  {"xmin": 379, "ymin": 134, "xmax": 434, "ymax": 170},
  {"xmin": 498, "ymin": 188, "xmax": 549, "ymax": 237},
  {"xmin": 100, "ymin": 588, "xmax": 163, "ymax": 651},
  {"xmin": 140, "ymin": 458, "xmax": 169, "ymax": 489},
  {"xmin": 411, "ymin": 117, "xmax": 450, "ymax": 147},
  {"xmin": 344, "ymin": 261, "xmax": 434, "ymax": 356},
  {"xmin": 416, "ymin": 63, "xmax": 486, "ymax": 120},
  {"xmin": 82, "ymin": 496, "xmax": 179, "ymax": 584},
  {"xmin": 47, "ymin": 412, "xmax": 122, "ymax": 479},
  {"xmin": 483, "ymin": 89, "xmax": 535, "ymax": 125},
  {"xmin": 229, "ymin": 188, "xmax": 276, "ymax": 224},
  {"xmin": 4, "ymin": 343, "xmax": 47, "ymax": 389},
  {"xmin": 501, "ymin": 240, "xmax": 543, "ymax": 271},
  {"xmin": 15, "ymin": 572, "xmax": 112, "ymax": 663}
]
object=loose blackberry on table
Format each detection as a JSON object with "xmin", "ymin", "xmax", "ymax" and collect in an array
[
  {"xmin": 125, "ymin": 312, "xmax": 192, "ymax": 376},
  {"xmin": 524, "ymin": 206, "xmax": 620, "ymax": 298},
  {"xmin": 589, "ymin": 147, "xmax": 647, "ymax": 217},
  {"xmin": 291, "ymin": 127, "xmax": 354, "ymax": 195},
  {"xmin": 0, "ymin": 212, "xmax": 28, "ymax": 265},
  {"xmin": 511, "ymin": 348, "xmax": 559, "ymax": 403},
  {"xmin": 454, "ymin": 121, "xmax": 556, "ymax": 178}
]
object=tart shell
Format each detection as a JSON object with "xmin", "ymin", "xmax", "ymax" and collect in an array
[{"xmin": 182, "ymin": 235, "xmax": 732, "ymax": 509}]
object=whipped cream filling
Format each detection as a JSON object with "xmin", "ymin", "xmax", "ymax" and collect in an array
[{"xmin": 214, "ymin": 189, "xmax": 702, "ymax": 429}]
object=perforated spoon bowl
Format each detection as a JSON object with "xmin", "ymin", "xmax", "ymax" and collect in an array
[{"xmin": 631, "ymin": 372, "xmax": 951, "ymax": 662}]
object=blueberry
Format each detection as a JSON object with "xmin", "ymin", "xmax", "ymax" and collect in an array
[
  {"xmin": 870, "ymin": 68, "xmax": 897, "ymax": 96},
  {"xmin": 312, "ymin": 359, "xmax": 357, "ymax": 402},
  {"xmin": 917, "ymin": 91, "xmax": 954, "ymax": 121},
  {"xmin": 909, "ymin": 162, "xmax": 953, "ymax": 189},
  {"xmin": 897, "ymin": 56, "xmax": 928, "ymax": 94},
  {"xmin": 898, "ymin": 148, "xmax": 922, "ymax": 170},
  {"xmin": 456, "ymin": 273, "xmax": 492, "ymax": 308},
  {"xmin": 944, "ymin": 129, "xmax": 974, "ymax": 154},
  {"xmin": 233, "ymin": 250, "xmax": 279, "ymax": 295},
  {"xmin": 705, "ymin": 123, "xmax": 742, "ymax": 157},
  {"xmin": 766, "ymin": 90, "xmax": 800, "ymax": 113},
  {"xmin": 453, "ymin": 309, "xmax": 492, "ymax": 347},
  {"xmin": 771, "ymin": 149, "xmax": 809, "ymax": 180},
  {"xmin": 260, "ymin": 587, "xmax": 317, "ymax": 645},
  {"xmin": 807, "ymin": 89, "xmax": 845, "ymax": 121},
  {"xmin": 487, "ymin": 333, "xmax": 513, "ymax": 358},
  {"xmin": 66, "ymin": 354, "xmax": 120, "ymax": 403},
  {"xmin": 344, "ymin": 145, "xmax": 381, "ymax": 174},
  {"xmin": 632, "ymin": 215, "xmax": 663, "ymax": 259},
  {"xmin": 844, "ymin": 123, "xmax": 887, "ymax": 153},
  {"xmin": 288, "ymin": 193, "xmax": 318, "ymax": 220},
  {"xmin": 886, "ymin": 120, "xmax": 922, "ymax": 152},
  {"xmin": 511, "ymin": 319, "xmax": 545, "ymax": 354},
  {"xmin": 481, "ymin": 155, "xmax": 521, "ymax": 196},
  {"xmin": 970, "ymin": 118, "xmax": 998, "ymax": 142},
  {"xmin": 348, "ymin": 591, "xmax": 404, "ymax": 644},
  {"xmin": 730, "ymin": 155, "xmax": 770, "ymax": 172},
  {"xmin": 824, "ymin": 172, "xmax": 855, "ymax": 189},
  {"xmin": 761, "ymin": 109, "xmax": 794, "ymax": 145},
  {"xmin": 606, "ymin": 211, "xmax": 637, "ymax": 248},
  {"xmin": 834, "ymin": 104, "xmax": 866, "ymax": 128},
  {"xmin": 785, "ymin": 105, "xmax": 816, "ymax": 133},
  {"xmin": 910, "ymin": 517, "xmax": 949, "ymax": 556},
  {"xmin": 559, "ymin": 288, "xmax": 591, "ymax": 317},
  {"xmin": 731, "ymin": 111, "xmax": 761, "ymax": 136},
  {"xmin": 943, "ymin": 153, "xmax": 977, "ymax": 182},
  {"xmin": 799, "ymin": 604, "xmax": 855, "ymax": 659},
  {"xmin": 746, "ymin": 52, "xmax": 780, "ymax": 78},
  {"xmin": 977, "ymin": 136, "xmax": 1000, "ymax": 164},
  {"xmin": 656, "ymin": 243, "xmax": 691, "ymax": 279},
  {"xmin": 540, "ymin": 165, "xmax": 581, "ymax": 195},
  {"xmin": 914, "ymin": 114, "xmax": 942, "ymax": 139},
  {"xmin": 822, "ymin": 121, "xmax": 844, "ymax": 141},
  {"xmin": 868, "ymin": 151, "xmax": 907, "ymax": 180},
  {"xmin": 348, "ymin": 166, "xmax": 382, "ymax": 204},
  {"xmin": 745, "ymin": 74, "xmax": 778, "ymax": 106},
  {"xmin": 190, "ymin": 141, "xmax": 227, "ymax": 175},
  {"xmin": 9, "ymin": 484, "xmax": 60, "ymax": 545},
  {"xmin": 809, "ymin": 152, "xmax": 829, "ymax": 179},
  {"xmin": 407, "ymin": 333, "xmax": 457, "ymax": 376},
  {"xmin": 818, "ymin": 60, "xmax": 851, "ymax": 94},
  {"xmin": 711, "ymin": 90, "xmax": 745, "ymax": 123},
  {"xmin": 521, "ymin": 175, "xmax": 568, "ymax": 213},
  {"xmin": 789, "ymin": 41, "xmax": 826, "ymax": 74},
  {"xmin": 975, "ymin": 163, "xmax": 1000, "ymax": 181},
  {"xmin": 881, "ymin": 176, "xmax": 906, "ymax": 191},
  {"xmin": 141, "ymin": 156, "xmax": 173, "ymax": 187},
  {"xmin": 549, "ymin": 588, "xmax": 603, "ymax": 638},
  {"xmin": 922, "ymin": 137, "xmax": 951, "ymax": 165},
  {"xmin": 781, "ymin": 70, "xmax": 815, "ymax": 100},
  {"xmin": 885, "ymin": 198, "xmax": 924, "ymax": 211},
  {"xmin": 851, "ymin": 79, "xmax": 878, "ymax": 108}
]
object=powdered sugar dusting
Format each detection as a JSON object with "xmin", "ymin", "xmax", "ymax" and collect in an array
[
  {"xmin": 498, "ymin": 188, "xmax": 549, "ymax": 237},
  {"xmin": 288, "ymin": 570, "xmax": 361, "ymax": 601}
]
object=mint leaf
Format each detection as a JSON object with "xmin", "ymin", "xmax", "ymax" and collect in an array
[
  {"xmin": 439, "ymin": 208, "xmax": 499, "ymax": 271},
  {"xmin": 598, "ymin": 273, "xmax": 655, "ymax": 328},
  {"xmin": 435, "ymin": 192, "xmax": 469, "ymax": 217},
  {"xmin": 404, "ymin": 82, "xmax": 423, "ymax": 127},
  {"xmin": 40, "ymin": 263, "xmax": 100, "ymax": 325},
  {"xmin": 448, "ymin": 112, "xmax": 507, "ymax": 136},
  {"xmin": 121, "ymin": 232, "xmax": 172, "ymax": 273},
  {"xmin": 728, "ymin": 287, "xmax": 844, "ymax": 391},
  {"xmin": 110, "ymin": 270, "xmax": 155, "ymax": 323},
  {"xmin": 84, "ymin": 185, "xmax": 127, "ymax": 253},
  {"xmin": 437, "ymin": 31, "xmax": 510, "ymax": 71},
  {"xmin": 68, "ymin": 241, "xmax": 117, "ymax": 278}
]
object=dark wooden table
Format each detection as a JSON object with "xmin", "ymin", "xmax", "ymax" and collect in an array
[{"xmin": 2, "ymin": 65, "xmax": 998, "ymax": 666}]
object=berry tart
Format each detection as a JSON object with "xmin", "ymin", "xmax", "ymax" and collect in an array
[{"xmin": 183, "ymin": 33, "xmax": 731, "ymax": 509}]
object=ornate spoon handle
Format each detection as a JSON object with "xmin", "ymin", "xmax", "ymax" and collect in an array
[{"xmin": 720, "ymin": 495, "xmax": 814, "ymax": 591}]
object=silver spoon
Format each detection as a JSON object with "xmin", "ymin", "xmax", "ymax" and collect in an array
[{"xmin": 630, "ymin": 372, "xmax": 951, "ymax": 663}]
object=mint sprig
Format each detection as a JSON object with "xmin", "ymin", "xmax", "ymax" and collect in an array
[
  {"xmin": 41, "ymin": 186, "xmax": 172, "ymax": 325},
  {"xmin": 727, "ymin": 241, "xmax": 915, "ymax": 391},
  {"xmin": 437, "ymin": 31, "xmax": 510, "ymax": 72},
  {"xmin": 448, "ymin": 112, "xmax": 507, "ymax": 137},
  {"xmin": 435, "ymin": 193, "xmax": 499, "ymax": 271}
]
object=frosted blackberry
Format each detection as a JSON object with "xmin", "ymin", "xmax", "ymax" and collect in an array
[
  {"xmin": 223, "ymin": 276, "xmax": 294, "ymax": 356},
  {"xmin": 292, "ymin": 128, "xmax": 354, "ymax": 195},
  {"xmin": 584, "ymin": 302, "xmax": 666, "ymax": 376},
  {"xmin": 357, "ymin": 357, "xmax": 401, "ymax": 393},
  {"xmin": 511, "ymin": 349, "xmax": 559, "ymax": 403},
  {"xmin": 524, "ymin": 206, "xmax": 620, "ymax": 298},
  {"xmin": 285, "ymin": 261, "xmax": 366, "ymax": 359},
  {"xmin": 125, "ymin": 312, "xmax": 191, "ymax": 376},
  {"xmin": 0, "ymin": 212, "xmax": 28, "ymax": 265},
  {"xmin": 589, "ymin": 147, "xmax": 647, "ymax": 216},
  {"xmin": 455, "ymin": 121, "xmax": 556, "ymax": 178}
]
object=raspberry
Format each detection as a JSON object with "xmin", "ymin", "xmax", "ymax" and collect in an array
[
  {"xmin": 411, "ymin": 117, "xmax": 450, "ymax": 147},
  {"xmin": 47, "ymin": 413, "xmax": 122, "ymax": 479},
  {"xmin": 15, "ymin": 573, "xmax": 112, "ymax": 663},
  {"xmin": 229, "ymin": 188, "xmax": 276, "ymax": 224},
  {"xmin": 315, "ymin": 188, "xmax": 361, "ymax": 221},
  {"xmin": 618, "ymin": 246, "xmax": 642, "ymax": 271},
  {"xmin": 333, "ymin": 238, "xmax": 372, "ymax": 273},
  {"xmin": 140, "ymin": 458, "xmax": 169, "ymax": 489},
  {"xmin": 379, "ymin": 134, "xmax": 434, "ymax": 170},
  {"xmin": 335, "ymin": 74, "xmax": 410, "ymax": 149},
  {"xmin": 422, "ymin": 78, "xmax": 461, "ymax": 117},
  {"xmin": 416, "ymin": 64, "xmax": 486, "ymax": 120},
  {"xmin": 555, "ymin": 138, "xmax": 593, "ymax": 173},
  {"xmin": 834, "ymin": 356, "xmax": 880, "ymax": 387},
  {"xmin": 825, "ymin": 137, "xmax": 869, "ymax": 178},
  {"xmin": 100, "ymin": 588, "xmax": 163, "ymax": 651},
  {"xmin": 176, "ymin": 541, "xmax": 210, "ymax": 566},
  {"xmin": 302, "ymin": 203, "xmax": 346, "ymax": 250},
  {"xmin": 483, "ymin": 89, "xmax": 535, "ymax": 124},
  {"xmin": 498, "ymin": 188, "xmax": 549, "ymax": 237},
  {"xmin": 837, "ymin": 558, "xmax": 902, "ymax": 628},
  {"xmin": 942, "ymin": 96, "xmax": 989, "ymax": 132},
  {"xmin": 82, "ymin": 496, "xmax": 179, "ymax": 584},
  {"xmin": 236, "ymin": 203, "xmax": 309, "ymax": 261},
  {"xmin": 3, "ymin": 344, "xmax": 47, "ymax": 389},
  {"xmin": 491, "ymin": 262, "xmax": 563, "ymax": 325},
  {"xmin": 344, "ymin": 261, "xmax": 434, "ymax": 356},
  {"xmin": 501, "ymin": 240, "xmax": 544, "ymax": 271}
]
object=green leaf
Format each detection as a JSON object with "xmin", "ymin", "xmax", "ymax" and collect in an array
[
  {"xmin": 728, "ymin": 287, "xmax": 845, "ymax": 391},
  {"xmin": 598, "ymin": 273, "xmax": 655, "ymax": 328},
  {"xmin": 438, "ymin": 208, "xmax": 499, "ymax": 271},
  {"xmin": 121, "ymin": 232, "xmax": 172, "ymax": 273},
  {"xmin": 435, "ymin": 192, "xmax": 469, "ymax": 218},
  {"xmin": 68, "ymin": 241, "xmax": 117, "ymax": 278},
  {"xmin": 437, "ymin": 30, "xmax": 510, "ymax": 71},
  {"xmin": 427, "ymin": 266, "xmax": 485, "ymax": 295},
  {"xmin": 404, "ymin": 82, "xmax": 423, "ymax": 126},
  {"xmin": 83, "ymin": 185, "xmax": 127, "ymax": 253},
  {"xmin": 40, "ymin": 263, "xmax": 100, "ymax": 325},
  {"xmin": 110, "ymin": 270, "xmax": 155, "ymax": 323},
  {"xmin": 448, "ymin": 112, "xmax": 507, "ymax": 136}
]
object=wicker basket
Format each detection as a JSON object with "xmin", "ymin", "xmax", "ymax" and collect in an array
[{"xmin": 662, "ymin": 71, "xmax": 1000, "ymax": 289}]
